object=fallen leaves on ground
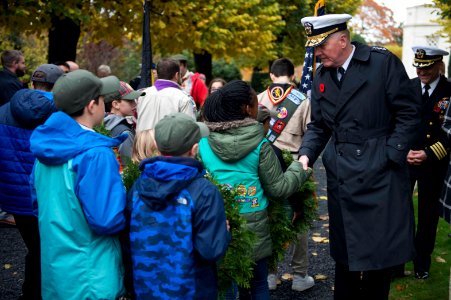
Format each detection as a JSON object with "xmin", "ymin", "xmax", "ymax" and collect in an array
[
  {"xmin": 312, "ymin": 236, "xmax": 330, "ymax": 243},
  {"xmin": 312, "ymin": 236, "xmax": 326, "ymax": 243},
  {"xmin": 318, "ymin": 214, "xmax": 329, "ymax": 221},
  {"xmin": 435, "ymin": 256, "xmax": 446, "ymax": 263},
  {"xmin": 281, "ymin": 273, "xmax": 293, "ymax": 281},
  {"xmin": 314, "ymin": 274, "xmax": 328, "ymax": 280}
]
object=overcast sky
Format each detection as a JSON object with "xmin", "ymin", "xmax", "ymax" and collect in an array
[{"xmin": 374, "ymin": 0, "xmax": 434, "ymax": 23}]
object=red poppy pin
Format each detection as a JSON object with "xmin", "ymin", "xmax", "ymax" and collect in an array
[{"xmin": 319, "ymin": 83, "xmax": 325, "ymax": 93}]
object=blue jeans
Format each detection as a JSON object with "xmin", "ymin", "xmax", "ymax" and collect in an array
[{"xmin": 238, "ymin": 258, "xmax": 270, "ymax": 300}]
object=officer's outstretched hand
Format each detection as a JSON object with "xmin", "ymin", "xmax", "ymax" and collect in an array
[{"xmin": 298, "ymin": 155, "xmax": 310, "ymax": 171}]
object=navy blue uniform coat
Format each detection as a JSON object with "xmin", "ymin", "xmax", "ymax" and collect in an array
[{"xmin": 300, "ymin": 43, "xmax": 422, "ymax": 271}]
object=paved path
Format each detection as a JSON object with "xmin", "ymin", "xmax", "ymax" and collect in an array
[
  {"xmin": 0, "ymin": 155, "xmax": 333, "ymax": 299},
  {"xmin": 270, "ymin": 155, "xmax": 334, "ymax": 299}
]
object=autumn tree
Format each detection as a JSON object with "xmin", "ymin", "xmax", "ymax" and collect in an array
[
  {"xmin": 349, "ymin": 0, "xmax": 402, "ymax": 46},
  {"xmin": 432, "ymin": 0, "xmax": 451, "ymax": 43},
  {"xmin": 0, "ymin": 1, "xmax": 284, "ymax": 79},
  {"xmin": 1, "ymin": 0, "xmax": 364, "ymax": 81},
  {"xmin": 431, "ymin": 0, "xmax": 451, "ymax": 75},
  {"xmin": 273, "ymin": 0, "xmax": 362, "ymax": 66}
]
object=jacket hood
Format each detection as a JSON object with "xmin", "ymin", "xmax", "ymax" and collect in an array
[
  {"xmin": 30, "ymin": 111, "xmax": 126, "ymax": 165},
  {"xmin": 10, "ymin": 89, "xmax": 56, "ymax": 129},
  {"xmin": 205, "ymin": 118, "xmax": 265, "ymax": 162},
  {"xmin": 137, "ymin": 156, "xmax": 205, "ymax": 210},
  {"xmin": 104, "ymin": 114, "xmax": 126, "ymax": 131}
]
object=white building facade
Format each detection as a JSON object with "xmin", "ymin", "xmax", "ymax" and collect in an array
[{"xmin": 402, "ymin": 4, "xmax": 450, "ymax": 78}]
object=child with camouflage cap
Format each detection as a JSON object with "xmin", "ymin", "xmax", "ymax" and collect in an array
[
  {"xmin": 127, "ymin": 113, "xmax": 230, "ymax": 300},
  {"xmin": 30, "ymin": 70, "xmax": 127, "ymax": 299}
]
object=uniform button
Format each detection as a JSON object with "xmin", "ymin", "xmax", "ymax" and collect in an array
[
  {"xmin": 338, "ymin": 151, "xmax": 343, "ymax": 156},
  {"xmin": 356, "ymin": 149, "xmax": 361, "ymax": 156},
  {"xmin": 429, "ymin": 122, "xmax": 433, "ymax": 125},
  {"xmin": 427, "ymin": 134, "xmax": 431, "ymax": 138},
  {"xmin": 397, "ymin": 144, "xmax": 402, "ymax": 149},
  {"xmin": 339, "ymin": 180, "xmax": 344, "ymax": 185}
]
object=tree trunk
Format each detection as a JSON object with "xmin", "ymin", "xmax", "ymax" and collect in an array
[
  {"xmin": 194, "ymin": 50, "xmax": 212, "ymax": 84},
  {"xmin": 48, "ymin": 16, "xmax": 81, "ymax": 63}
]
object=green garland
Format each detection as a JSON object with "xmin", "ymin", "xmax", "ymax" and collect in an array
[
  {"xmin": 211, "ymin": 177, "xmax": 256, "ymax": 294},
  {"xmin": 267, "ymin": 150, "xmax": 318, "ymax": 271},
  {"xmin": 98, "ymin": 124, "xmax": 257, "ymax": 292},
  {"xmin": 94, "ymin": 123, "xmax": 112, "ymax": 137},
  {"xmin": 99, "ymin": 124, "xmax": 317, "ymax": 291},
  {"xmin": 122, "ymin": 160, "xmax": 141, "ymax": 191},
  {"xmin": 121, "ymin": 162, "xmax": 256, "ymax": 294}
]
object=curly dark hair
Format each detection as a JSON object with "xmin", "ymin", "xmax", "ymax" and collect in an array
[{"xmin": 202, "ymin": 80, "xmax": 255, "ymax": 122}]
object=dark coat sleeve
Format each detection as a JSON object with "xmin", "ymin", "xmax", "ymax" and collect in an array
[
  {"xmin": 299, "ymin": 65, "xmax": 332, "ymax": 164},
  {"xmin": 383, "ymin": 53, "xmax": 422, "ymax": 166},
  {"xmin": 189, "ymin": 178, "xmax": 231, "ymax": 262},
  {"xmin": 423, "ymin": 77, "xmax": 451, "ymax": 162}
]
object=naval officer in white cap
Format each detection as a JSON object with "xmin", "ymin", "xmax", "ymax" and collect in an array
[
  {"xmin": 298, "ymin": 13, "xmax": 421, "ymax": 299},
  {"xmin": 407, "ymin": 45, "xmax": 451, "ymax": 280}
]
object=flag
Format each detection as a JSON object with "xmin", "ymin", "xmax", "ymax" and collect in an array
[
  {"xmin": 138, "ymin": 0, "xmax": 152, "ymax": 89},
  {"xmin": 299, "ymin": 0, "xmax": 325, "ymax": 97}
]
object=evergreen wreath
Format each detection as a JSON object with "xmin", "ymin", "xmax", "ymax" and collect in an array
[
  {"xmin": 209, "ymin": 177, "xmax": 256, "ymax": 294},
  {"xmin": 122, "ymin": 162, "xmax": 256, "ymax": 294},
  {"xmin": 267, "ymin": 150, "xmax": 317, "ymax": 271},
  {"xmin": 98, "ymin": 124, "xmax": 257, "ymax": 293}
]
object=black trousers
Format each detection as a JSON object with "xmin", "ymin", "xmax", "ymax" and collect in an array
[
  {"xmin": 334, "ymin": 263, "xmax": 391, "ymax": 300},
  {"xmin": 13, "ymin": 214, "xmax": 41, "ymax": 300},
  {"xmin": 410, "ymin": 163, "xmax": 446, "ymax": 273}
]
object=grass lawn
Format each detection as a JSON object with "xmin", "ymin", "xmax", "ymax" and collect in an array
[{"xmin": 389, "ymin": 197, "xmax": 451, "ymax": 300}]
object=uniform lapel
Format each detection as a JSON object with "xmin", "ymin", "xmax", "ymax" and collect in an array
[
  {"xmin": 334, "ymin": 64, "xmax": 367, "ymax": 116},
  {"xmin": 430, "ymin": 76, "xmax": 447, "ymax": 101},
  {"xmin": 319, "ymin": 70, "xmax": 342, "ymax": 119}
]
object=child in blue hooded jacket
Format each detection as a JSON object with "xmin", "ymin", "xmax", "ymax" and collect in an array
[
  {"xmin": 128, "ymin": 113, "xmax": 230, "ymax": 300},
  {"xmin": 30, "ymin": 70, "xmax": 127, "ymax": 300}
]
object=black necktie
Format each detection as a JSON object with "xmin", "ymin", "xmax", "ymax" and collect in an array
[
  {"xmin": 332, "ymin": 67, "xmax": 345, "ymax": 88},
  {"xmin": 423, "ymin": 84, "xmax": 430, "ymax": 102},
  {"xmin": 338, "ymin": 67, "xmax": 345, "ymax": 82}
]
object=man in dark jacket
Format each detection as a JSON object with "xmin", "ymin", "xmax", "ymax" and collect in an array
[
  {"xmin": 0, "ymin": 50, "xmax": 26, "ymax": 105},
  {"xmin": 407, "ymin": 46, "xmax": 451, "ymax": 279},
  {"xmin": 0, "ymin": 63, "xmax": 61, "ymax": 299},
  {"xmin": 298, "ymin": 14, "xmax": 421, "ymax": 299}
]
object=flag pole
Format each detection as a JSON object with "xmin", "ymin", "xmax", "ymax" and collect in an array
[
  {"xmin": 299, "ymin": 0, "xmax": 325, "ymax": 96},
  {"xmin": 312, "ymin": 0, "xmax": 325, "ymax": 76},
  {"xmin": 138, "ymin": 0, "xmax": 152, "ymax": 89}
]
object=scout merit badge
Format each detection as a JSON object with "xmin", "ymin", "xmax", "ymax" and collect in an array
[{"xmin": 265, "ymin": 83, "xmax": 306, "ymax": 143}]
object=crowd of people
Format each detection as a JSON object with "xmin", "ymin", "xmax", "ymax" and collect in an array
[{"xmin": 0, "ymin": 12, "xmax": 450, "ymax": 300}]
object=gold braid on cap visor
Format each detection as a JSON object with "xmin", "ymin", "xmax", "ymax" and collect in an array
[
  {"xmin": 305, "ymin": 28, "xmax": 339, "ymax": 47},
  {"xmin": 413, "ymin": 57, "xmax": 442, "ymax": 68}
]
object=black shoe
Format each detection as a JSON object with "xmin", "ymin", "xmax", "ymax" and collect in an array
[{"xmin": 415, "ymin": 271, "xmax": 429, "ymax": 279}]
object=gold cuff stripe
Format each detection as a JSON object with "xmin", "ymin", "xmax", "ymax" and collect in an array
[
  {"xmin": 436, "ymin": 142, "xmax": 447, "ymax": 157},
  {"xmin": 430, "ymin": 142, "xmax": 447, "ymax": 159}
]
